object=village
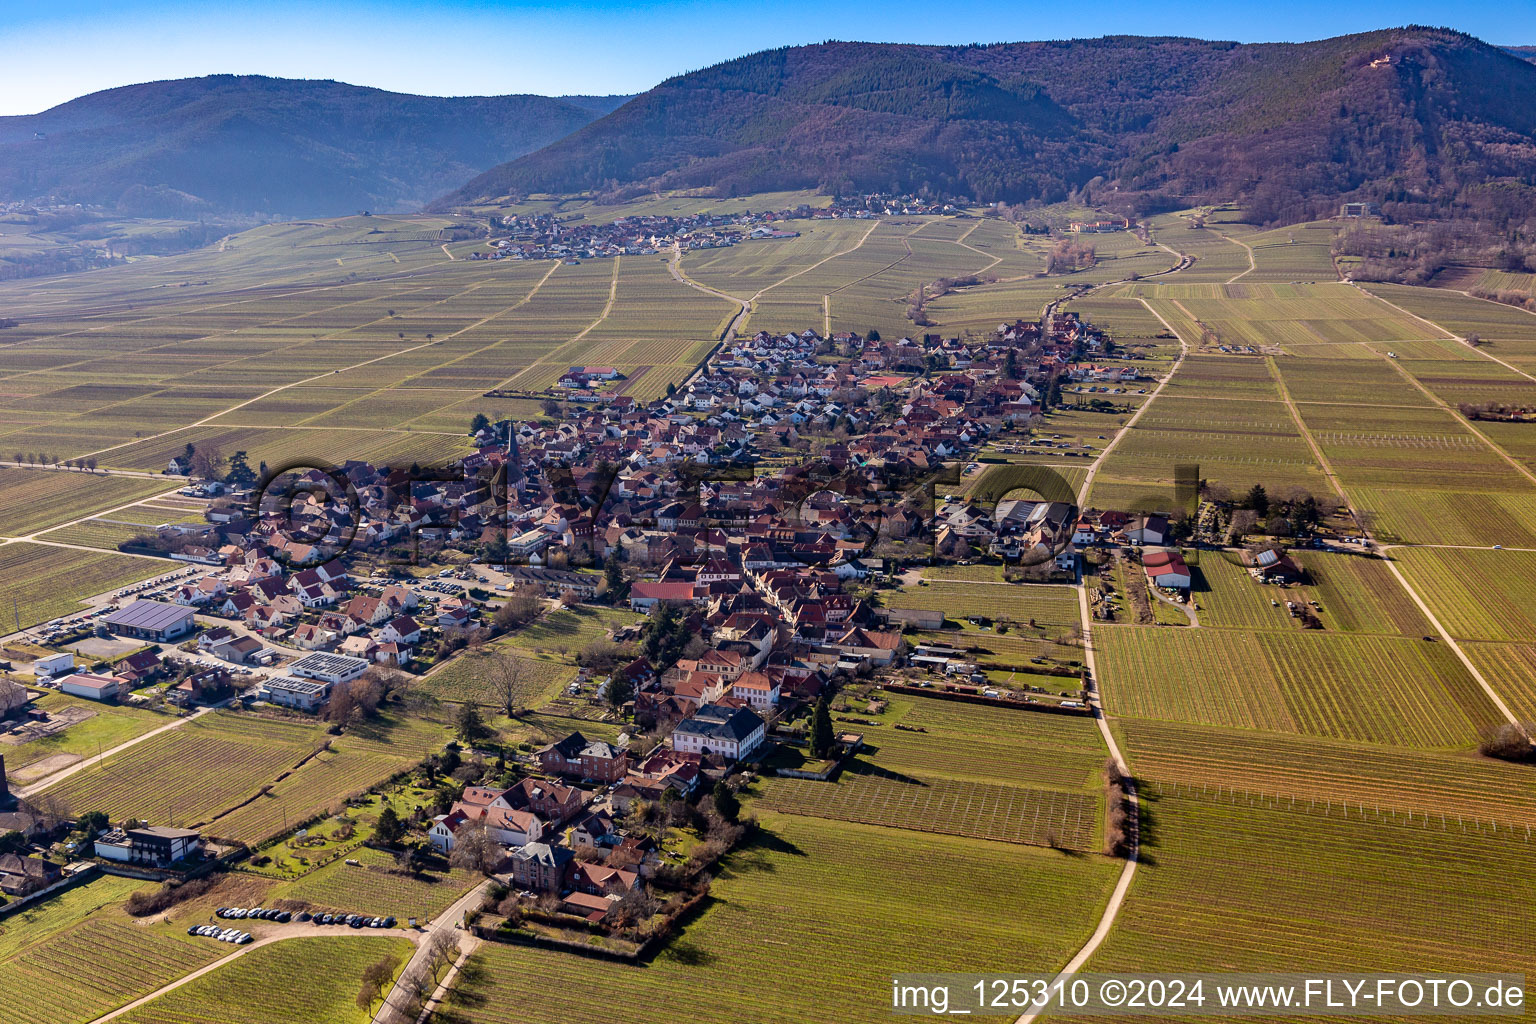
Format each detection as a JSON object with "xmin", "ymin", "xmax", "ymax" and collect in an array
[{"xmin": 0, "ymin": 299, "xmax": 1284, "ymax": 942}]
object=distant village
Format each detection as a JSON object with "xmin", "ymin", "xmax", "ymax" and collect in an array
[{"xmin": 464, "ymin": 192, "xmax": 962, "ymax": 263}]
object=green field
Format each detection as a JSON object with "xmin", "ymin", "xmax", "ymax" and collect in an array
[{"xmin": 1, "ymin": 692, "xmax": 171, "ymax": 783}]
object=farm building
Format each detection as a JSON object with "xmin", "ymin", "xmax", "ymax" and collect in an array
[
  {"xmin": 103, "ymin": 600, "xmax": 194, "ymax": 641},
  {"xmin": 31, "ymin": 652, "xmax": 73, "ymax": 678},
  {"xmin": 1124, "ymin": 515, "xmax": 1170, "ymax": 546},
  {"xmin": 56, "ymin": 672, "xmax": 125, "ymax": 702},
  {"xmin": 1142, "ymin": 549, "xmax": 1192, "ymax": 590},
  {"xmin": 1244, "ymin": 547, "xmax": 1305, "ymax": 583},
  {"xmin": 882, "ymin": 607, "xmax": 946, "ymax": 630},
  {"xmin": 0, "ymin": 853, "xmax": 62, "ymax": 896}
]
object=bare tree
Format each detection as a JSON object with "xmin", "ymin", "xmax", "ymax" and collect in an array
[
  {"xmin": 448, "ymin": 823, "xmax": 502, "ymax": 875},
  {"xmin": 487, "ymin": 655, "xmax": 525, "ymax": 718}
]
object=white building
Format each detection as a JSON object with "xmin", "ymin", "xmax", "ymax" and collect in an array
[
  {"xmin": 287, "ymin": 652, "xmax": 368, "ymax": 685},
  {"xmin": 670, "ymin": 703, "xmax": 766, "ymax": 761},
  {"xmin": 261, "ymin": 676, "xmax": 332, "ymax": 712}
]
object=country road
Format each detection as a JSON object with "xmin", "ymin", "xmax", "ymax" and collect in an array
[{"xmin": 1015, "ymin": 585, "xmax": 1140, "ymax": 1024}]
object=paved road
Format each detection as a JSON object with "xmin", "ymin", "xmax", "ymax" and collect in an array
[{"xmin": 373, "ymin": 877, "xmax": 494, "ymax": 1024}]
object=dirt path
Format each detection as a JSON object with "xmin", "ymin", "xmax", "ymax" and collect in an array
[
  {"xmin": 668, "ymin": 246, "xmax": 750, "ymax": 342},
  {"xmin": 1353, "ymin": 282, "xmax": 1536, "ymax": 385},
  {"xmin": 1015, "ymin": 585, "xmax": 1138, "ymax": 1023},
  {"xmin": 1216, "ymin": 228, "xmax": 1256, "ymax": 284},
  {"xmin": 1075, "ymin": 299, "xmax": 1190, "ymax": 506}
]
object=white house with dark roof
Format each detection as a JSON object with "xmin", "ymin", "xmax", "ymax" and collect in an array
[{"xmin": 670, "ymin": 703, "xmax": 766, "ymax": 761}]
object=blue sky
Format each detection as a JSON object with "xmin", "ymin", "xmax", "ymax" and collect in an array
[{"xmin": 1, "ymin": 0, "xmax": 1532, "ymax": 115}]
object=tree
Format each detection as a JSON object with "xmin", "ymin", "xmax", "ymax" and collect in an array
[
  {"xmin": 487, "ymin": 654, "xmax": 525, "ymax": 718},
  {"xmin": 0, "ymin": 830, "xmax": 26, "ymax": 855},
  {"xmin": 809, "ymin": 695, "xmax": 835, "ymax": 759},
  {"xmin": 606, "ymin": 670, "xmax": 633, "ymax": 709},
  {"xmin": 374, "ymin": 806, "xmax": 406, "ymax": 847},
  {"xmin": 493, "ymin": 591, "xmax": 543, "ymax": 632},
  {"xmin": 189, "ymin": 444, "xmax": 225, "ymax": 481},
  {"xmin": 356, "ymin": 953, "xmax": 400, "ymax": 1011},
  {"xmin": 540, "ymin": 399, "xmax": 561, "ymax": 417},
  {"xmin": 470, "ymin": 412, "xmax": 491, "ymax": 435},
  {"xmin": 76, "ymin": 810, "xmax": 109, "ymax": 839},
  {"xmin": 665, "ymin": 381, "xmax": 676, "ymax": 398},
  {"xmin": 1243, "ymin": 484, "xmax": 1270, "ymax": 519},
  {"xmin": 712, "ymin": 781, "xmax": 740, "ymax": 823},
  {"xmin": 225, "ymin": 450, "xmax": 256, "ymax": 487},
  {"xmin": 604, "ymin": 558, "xmax": 628, "ymax": 601},
  {"xmin": 448, "ymin": 822, "xmax": 502, "ymax": 875},
  {"xmin": 455, "ymin": 704, "xmax": 490, "ymax": 744}
]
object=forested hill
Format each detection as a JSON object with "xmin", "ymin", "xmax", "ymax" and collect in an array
[
  {"xmin": 0, "ymin": 76, "xmax": 629, "ymax": 218},
  {"xmin": 438, "ymin": 28, "xmax": 1536, "ymax": 224}
]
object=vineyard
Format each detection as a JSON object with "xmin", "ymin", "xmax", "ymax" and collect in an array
[
  {"xmin": 756, "ymin": 769, "xmax": 1099, "ymax": 849},
  {"xmin": 1082, "ymin": 789, "xmax": 1536, "ymax": 986},
  {"xmin": 0, "ymin": 541, "xmax": 165, "ymax": 627},
  {"xmin": 119, "ymin": 936, "xmax": 414, "ymax": 1024},
  {"xmin": 1391, "ymin": 546, "xmax": 1536, "ymax": 642},
  {"xmin": 0, "ymin": 894, "xmax": 221, "ymax": 1024},
  {"xmin": 441, "ymin": 811, "xmax": 1122, "ymax": 1024},
  {"xmin": 0, "ymin": 469, "xmax": 175, "ymax": 536},
  {"xmin": 416, "ymin": 645, "xmax": 575, "ymax": 707},
  {"xmin": 890, "ymin": 579, "xmax": 1079, "ymax": 630},
  {"xmin": 273, "ymin": 846, "xmax": 479, "ymax": 920},
  {"xmin": 37, "ymin": 712, "xmax": 444, "ymax": 846},
  {"xmin": 1118, "ymin": 718, "xmax": 1536, "ymax": 827},
  {"xmin": 1095, "ymin": 626, "xmax": 1500, "ymax": 746}
]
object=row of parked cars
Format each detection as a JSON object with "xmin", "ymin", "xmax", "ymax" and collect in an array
[
  {"xmin": 189, "ymin": 924, "xmax": 253, "ymax": 944},
  {"xmin": 217, "ymin": 906, "xmax": 291, "ymax": 922},
  {"xmin": 216, "ymin": 905, "xmax": 397, "ymax": 929},
  {"xmin": 311, "ymin": 912, "xmax": 397, "ymax": 929}
]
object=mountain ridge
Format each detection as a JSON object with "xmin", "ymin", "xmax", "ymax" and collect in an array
[
  {"xmin": 0, "ymin": 75, "xmax": 631, "ymax": 218},
  {"xmin": 437, "ymin": 28, "xmax": 1536, "ymax": 224}
]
